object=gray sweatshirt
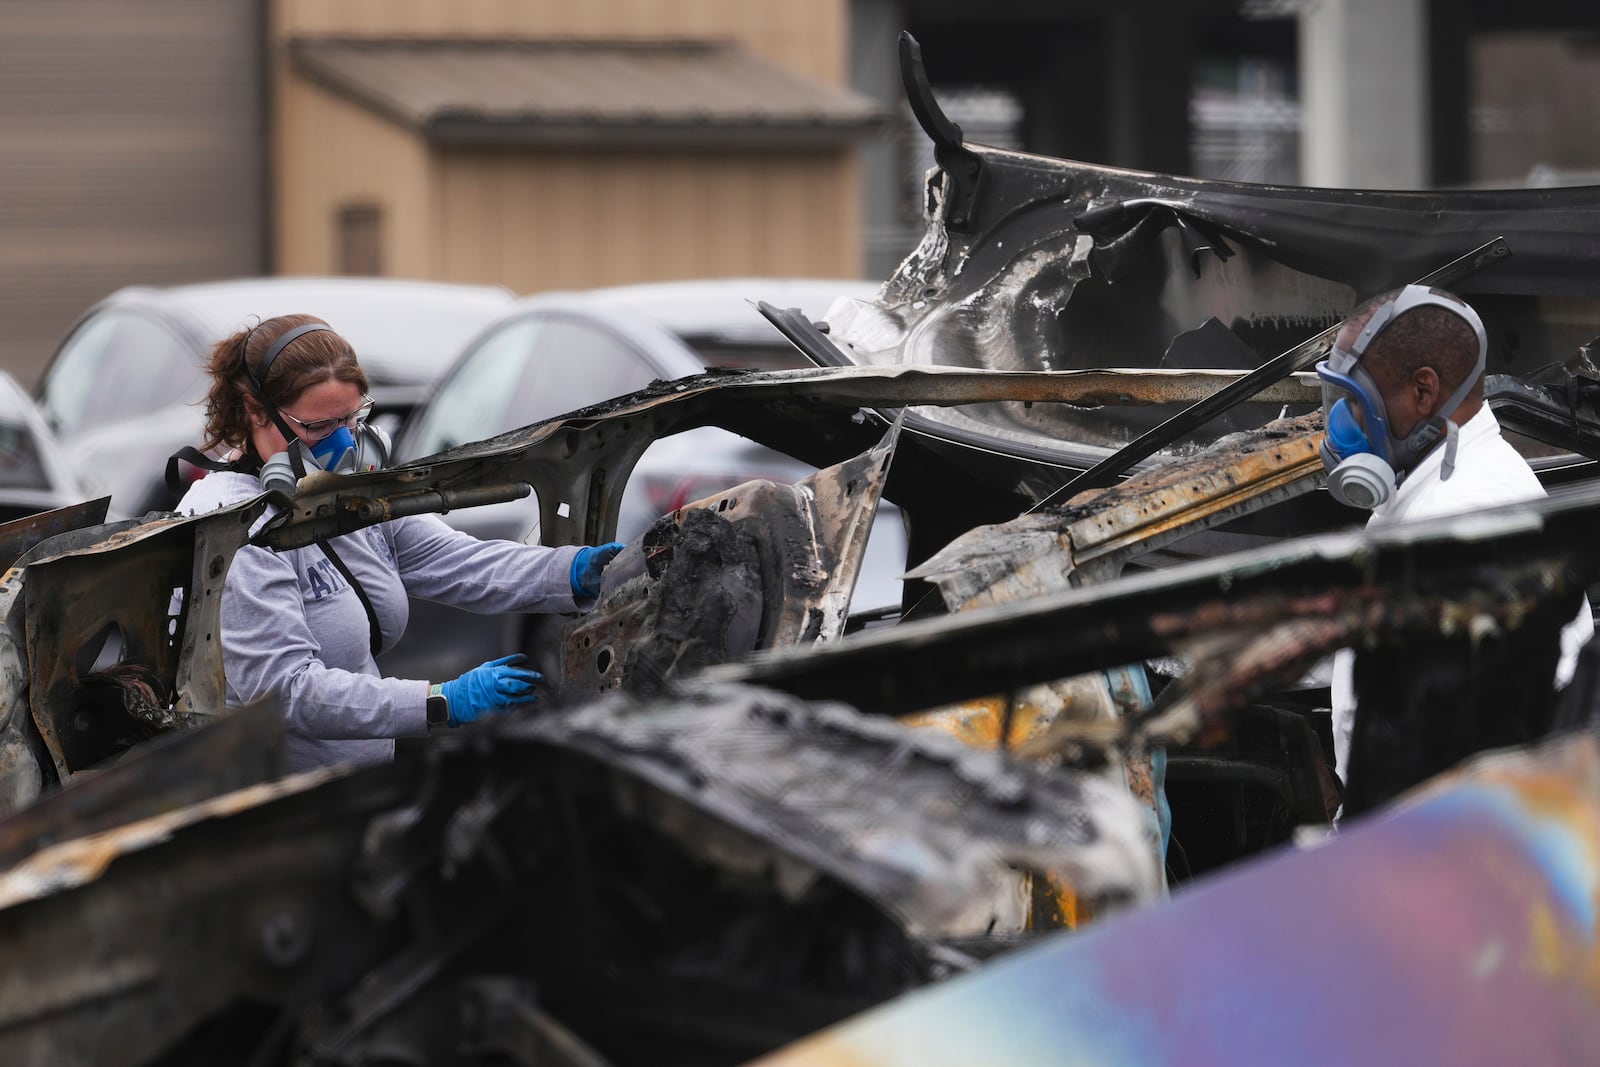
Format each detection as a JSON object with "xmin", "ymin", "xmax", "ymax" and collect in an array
[{"xmin": 179, "ymin": 470, "xmax": 585, "ymax": 772}]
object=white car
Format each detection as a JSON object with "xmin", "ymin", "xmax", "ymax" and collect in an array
[
  {"xmin": 383, "ymin": 278, "xmax": 908, "ymax": 682},
  {"xmin": 0, "ymin": 369, "xmax": 85, "ymax": 527},
  {"xmin": 35, "ymin": 277, "xmax": 518, "ymax": 519}
]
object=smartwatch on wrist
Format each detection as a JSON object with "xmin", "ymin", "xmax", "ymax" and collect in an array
[{"xmin": 426, "ymin": 683, "xmax": 451, "ymax": 730}]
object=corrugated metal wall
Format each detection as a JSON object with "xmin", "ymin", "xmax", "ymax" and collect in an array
[
  {"xmin": 0, "ymin": 0, "xmax": 267, "ymax": 387},
  {"xmin": 274, "ymin": 0, "xmax": 846, "ymax": 84}
]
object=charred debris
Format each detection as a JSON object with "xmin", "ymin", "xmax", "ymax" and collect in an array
[{"xmin": 3, "ymin": 31, "xmax": 1600, "ymax": 1066}]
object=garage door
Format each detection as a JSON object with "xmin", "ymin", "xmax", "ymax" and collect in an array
[{"xmin": 0, "ymin": 0, "xmax": 266, "ymax": 387}]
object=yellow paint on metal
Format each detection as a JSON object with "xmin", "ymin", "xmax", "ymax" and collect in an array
[
  {"xmin": 901, "ymin": 696, "xmax": 1091, "ymax": 929},
  {"xmin": 900, "ymin": 695, "xmax": 1050, "ymax": 749},
  {"xmin": 1069, "ymin": 429, "xmax": 1325, "ymax": 565}
]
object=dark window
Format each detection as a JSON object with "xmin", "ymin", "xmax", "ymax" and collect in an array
[
  {"xmin": 1470, "ymin": 32, "xmax": 1600, "ymax": 187},
  {"xmin": 337, "ymin": 203, "xmax": 383, "ymax": 276},
  {"xmin": 0, "ymin": 419, "xmax": 49, "ymax": 491}
]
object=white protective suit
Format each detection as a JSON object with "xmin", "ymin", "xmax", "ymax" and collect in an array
[{"xmin": 1330, "ymin": 404, "xmax": 1594, "ymax": 782}]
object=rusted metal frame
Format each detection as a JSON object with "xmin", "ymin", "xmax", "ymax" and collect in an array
[
  {"xmin": 907, "ymin": 413, "xmax": 1329, "ymax": 609},
  {"xmin": 0, "ymin": 705, "xmax": 286, "ymax": 871},
  {"xmin": 21, "ymin": 501, "xmax": 263, "ymax": 781},
  {"xmin": 262, "ymin": 365, "xmax": 1321, "ymax": 553},
  {"xmin": 706, "ymin": 482, "xmax": 1600, "ymax": 724},
  {"xmin": 0, "ymin": 762, "xmax": 408, "ymax": 1065},
  {"xmin": 1067, "ymin": 430, "xmax": 1326, "ymax": 583},
  {"xmin": 1050, "ymin": 236, "xmax": 1514, "ymax": 501},
  {"xmin": 0, "ymin": 498, "xmax": 109, "ymax": 574},
  {"xmin": 0, "ymin": 501, "xmax": 120, "ymax": 802},
  {"xmin": 343, "ymin": 482, "xmax": 535, "ymax": 525}
]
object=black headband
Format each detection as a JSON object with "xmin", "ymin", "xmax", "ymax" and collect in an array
[{"xmin": 250, "ymin": 323, "xmax": 332, "ymax": 394}]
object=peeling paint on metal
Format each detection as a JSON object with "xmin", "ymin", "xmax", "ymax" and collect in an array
[{"xmin": 0, "ymin": 765, "xmax": 347, "ymax": 911}]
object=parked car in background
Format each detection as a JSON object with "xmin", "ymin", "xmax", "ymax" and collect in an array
[
  {"xmin": 0, "ymin": 369, "xmax": 85, "ymax": 524},
  {"xmin": 34, "ymin": 277, "xmax": 517, "ymax": 519},
  {"xmin": 383, "ymin": 277, "xmax": 906, "ymax": 682}
]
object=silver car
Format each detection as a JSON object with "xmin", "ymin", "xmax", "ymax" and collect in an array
[{"xmin": 35, "ymin": 276, "xmax": 518, "ymax": 519}]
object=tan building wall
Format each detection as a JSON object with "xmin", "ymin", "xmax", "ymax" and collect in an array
[
  {"xmin": 433, "ymin": 149, "xmax": 862, "ymax": 292},
  {"xmin": 276, "ymin": 74, "xmax": 437, "ymax": 279},
  {"xmin": 272, "ymin": 0, "xmax": 862, "ymax": 291}
]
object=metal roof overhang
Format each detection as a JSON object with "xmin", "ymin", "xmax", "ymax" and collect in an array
[{"xmin": 290, "ymin": 36, "xmax": 886, "ymax": 150}]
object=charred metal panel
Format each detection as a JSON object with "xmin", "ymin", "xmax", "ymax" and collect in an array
[
  {"xmin": 0, "ymin": 760, "xmax": 397, "ymax": 1066},
  {"xmin": 751, "ymin": 731, "xmax": 1600, "ymax": 1067},
  {"xmin": 1487, "ymin": 366, "xmax": 1600, "ymax": 462},
  {"xmin": 0, "ymin": 681, "xmax": 1159, "ymax": 1065},
  {"xmin": 711, "ymin": 478, "xmax": 1600, "ymax": 771},
  {"xmin": 557, "ymin": 428, "xmax": 895, "ymax": 701},
  {"xmin": 0, "ymin": 498, "xmax": 109, "ymax": 574},
  {"xmin": 0, "ymin": 500, "xmax": 115, "ymax": 812},
  {"xmin": 910, "ymin": 411, "xmax": 1326, "ymax": 608},
  {"xmin": 530, "ymin": 686, "xmax": 1161, "ymax": 936},
  {"xmin": 806, "ymin": 37, "xmax": 1600, "ymax": 481},
  {"xmin": 15, "ymin": 500, "xmax": 265, "ymax": 782},
  {"xmin": 0, "ymin": 704, "xmax": 285, "ymax": 871},
  {"xmin": 896, "ymin": 413, "xmax": 1327, "ymax": 899}
]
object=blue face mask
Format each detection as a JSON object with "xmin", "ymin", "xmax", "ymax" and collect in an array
[
  {"xmin": 1324, "ymin": 398, "xmax": 1376, "ymax": 461},
  {"xmin": 310, "ymin": 425, "xmax": 356, "ymax": 471}
]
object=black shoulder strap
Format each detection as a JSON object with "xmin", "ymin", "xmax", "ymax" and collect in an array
[
  {"xmin": 165, "ymin": 445, "xmax": 250, "ymax": 500},
  {"xmin": 317, "ymin": 539, "xmax": 384, "ymax": 658},
  {"xmin": 167, "ymin": 445, "xmax": 383, "ymax": 658}
]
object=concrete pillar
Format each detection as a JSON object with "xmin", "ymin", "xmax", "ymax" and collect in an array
[
  {"xmin": 851, "ymin": 0, "xmax": 921, "ymax": 281},
  {"xmin": 1299, "ymin": 0, "xmax": 1429, "ymax": 189},
  {"xmin": 1106, "ymin": 6, "xmax": 1194, "ymax": 175}
]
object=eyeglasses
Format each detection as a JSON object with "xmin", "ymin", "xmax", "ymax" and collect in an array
[{"xmin": 280, "ymin": 395, "xmax": 374, "ymax": 441}]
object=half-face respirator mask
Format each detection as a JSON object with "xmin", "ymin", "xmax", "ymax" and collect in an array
[
  {"xmin": 248, "ymin": 323, "xmax": 390, "ymax": 497},
  {"xmin": 259, "ymin": 421, "xmax": 391, "ymax": 496},
  {"xmin": 1314, "ymin": 285, "xmax": 1487, "ymax": 510}
]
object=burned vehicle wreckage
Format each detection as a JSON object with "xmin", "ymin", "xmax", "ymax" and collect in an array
[{"xmin": 4, "ymin": 34, "xmax": 1600, "ymax": 1066}]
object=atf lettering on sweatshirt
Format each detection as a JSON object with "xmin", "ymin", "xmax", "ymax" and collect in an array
[{"xmin": 303, "ymin": 556, "xmax": 350, "ymax": 600}]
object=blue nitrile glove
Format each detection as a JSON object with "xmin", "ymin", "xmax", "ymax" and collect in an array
[
  {"xmin": 439, "ymin": 654, "xmax": 541, "ymax": 726},
  {"xmin": 570, "ymin": 541, "xmax": 625, "ymax": 598}
]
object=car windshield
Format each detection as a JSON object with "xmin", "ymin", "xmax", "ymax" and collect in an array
[
  {"xmin": 400, "ymin": 315, "xmax": 662, "ymax": 460},
  {"xmin": 39, "ymin": 309, "xmax": 202, "ymax": 434},
  {"xmin": 402, "ymin": 319, "xmax": 537, "ymax": 457}
]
